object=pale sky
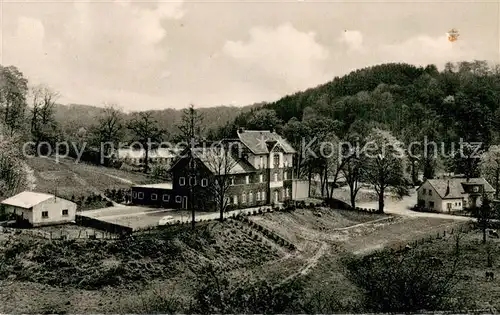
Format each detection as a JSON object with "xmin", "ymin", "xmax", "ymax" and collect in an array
[{"xmin": 1, "ymin": 0, "xmax": 499, "ymax": 111}]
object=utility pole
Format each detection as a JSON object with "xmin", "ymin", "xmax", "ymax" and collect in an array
[{"xmin": 189, "ymin": 106, "xmax": 195, "ymax": 230}]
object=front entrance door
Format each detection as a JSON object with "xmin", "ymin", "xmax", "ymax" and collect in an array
[{"xmin": 182, "ymin": 196, "xmax": 188, "ymax": 209}]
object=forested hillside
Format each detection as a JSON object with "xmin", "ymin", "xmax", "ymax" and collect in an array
[
  {"xmin": 55, "ymin": 103, "xmax": 256, "ymax": 140},
  {"xmin": 216, "ymin": 61, "xmax": 500, "ymax": 146}
]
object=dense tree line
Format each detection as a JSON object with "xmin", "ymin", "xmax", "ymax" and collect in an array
[{"xmin": 212, "ymin": 61, "xmax": 500, "ymax": 208}]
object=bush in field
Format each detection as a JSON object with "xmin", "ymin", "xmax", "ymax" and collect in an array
[
  {"xmin": 344, "ymin": 247, "xmax": 464, "ymax": 312},
  {"xmin": 190, "ymin": 263, "xmax": 306, "ymax": 314}
]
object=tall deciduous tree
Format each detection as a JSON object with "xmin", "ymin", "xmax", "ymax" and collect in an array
[
  {"xmin": 30, "ymin": 85, "xmax": 59, "ymax": 155},
  {"xmin": 481, "ymin": 145, "xmax": 500, "ymax": 199},
  {"xmin": 93, "ymin": 105, "xmax": 124, "ymax": 165},
  {"xmin": 176, "ymin": 104, "xmax": 204, "ymax": 146},
  {"xmin": 363, "ymin": 129, "xmax": 410, "ymax": 213},
  {"xmin": 177, "ymin": 104, "xmax": 205, "ymax": 229},
  {"xmin": 0, "ymin": 65, "xmax": 28, "ymax": 136},
  {"xmin": 453, "ymin": 142, "xmax": 483, "ymax": 181},
  {"xmin": 128, "ymin": 112, "xmax": 164, "ymax": 173}
]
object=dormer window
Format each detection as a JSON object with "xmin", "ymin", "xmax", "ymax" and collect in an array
[{"xmin": 473, "ymin": 186, "xmax": 479, "ymax": 192}]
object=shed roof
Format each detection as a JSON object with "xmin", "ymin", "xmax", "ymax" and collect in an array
[
  {"xmin": 1, "ymin": 191, "xmax": 55, "ymax": 209},
  {"xmin": 132, "ymin": 183, "xmax": 173, "ymax": 190}
]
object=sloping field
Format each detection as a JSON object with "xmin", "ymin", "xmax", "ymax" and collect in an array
[
  {"xmin": 0, "ymin": 221, "xmax": 282, "ymax": 313},
  {"xmin": 249, "ymin": 208, "xmax": 388, "ymax": 247},
  {"xmin": 26, "ymin": 156, "xmax": 153, "ymax": 199}
]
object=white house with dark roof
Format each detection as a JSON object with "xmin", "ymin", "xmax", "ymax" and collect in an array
[
  {"xmin": 416, "ymin": 178, "xmax": 494, "ymax": 212},
  {"xmin": 1, "ymin": 191, "xmax": 77, "ymax": 226}
]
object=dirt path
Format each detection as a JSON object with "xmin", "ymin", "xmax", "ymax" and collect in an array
[
  {"xmin": 22, "ymin": 162, "xmax": 37, "ymax": 191},
  {"xmin": 357, "ymin": 189, "xmax": 472, "ymax": 221}
]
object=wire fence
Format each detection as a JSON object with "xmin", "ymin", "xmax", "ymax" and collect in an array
[{"xmin": 2, "ymin": 227, "xmax": 121, "ymax": 240}]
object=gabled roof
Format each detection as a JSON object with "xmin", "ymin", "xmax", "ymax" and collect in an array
[
  {"xmin": 422, "ymin": 178, "xmax": 495, "ymax": 199},
  {"xmin": 237, "ymin": 130, "xmax": 296, "ymax": 155},
  {"xmin": 1, "ymin": 191, "xmax": 55, "ymax": 209},
  {"xmin": 192, "ymin": 147, "xmax": 256, "ymax": 175}
]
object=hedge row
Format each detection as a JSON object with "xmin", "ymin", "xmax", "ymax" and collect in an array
[{"xmin": 238, "ymin": 217, "xmax": 296, "ymax": 251}]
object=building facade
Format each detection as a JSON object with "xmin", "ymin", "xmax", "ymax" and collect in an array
[
  {"xmin": 130, "ymin": 129, "xmax": 297, "ymax": 210},
  {"xmin": 416, "ymin": 177, "xmax": 494, "ymax": 212},
  {"xmin": 1, "ymin": 191, "xmax": 77, "ymax": 227}
]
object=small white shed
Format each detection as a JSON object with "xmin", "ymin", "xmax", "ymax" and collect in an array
[{"xmin": 0, "ymin": 191, "xmax": 77, "ymax": 227}]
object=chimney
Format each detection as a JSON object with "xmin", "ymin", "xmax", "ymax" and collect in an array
[{"xmin": 445, "ymin": 180, "xmax": 450, "ymax": 196}]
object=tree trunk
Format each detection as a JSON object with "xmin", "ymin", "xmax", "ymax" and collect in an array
[
  {"xmin": 483, "ymin": 225, "xmax": 487, "ymax": 244},
  {"xmin": 308, "ymin": 170, "xmax": 312, "ymax": 197},
  {"xmin": 350, "ymin": 190, "xmax": 356, "ymax": 208},
  {"xmin": 411, "ymin": 159, "xmax": 418, "ymax": 185},
  {"xmin": 496, "ymin": 168, "xmax": 499, "ymax": 200},
  {"xmin": 144, "ymin": 145, "xmax": 149, "ymax": 173},
  {"xmin": 378, "ymin": 191, "xmax": 385, "ymax": 213},
  {"xmin": 219, "ymin": 196, "xmax": 224, "ymax": 222}
]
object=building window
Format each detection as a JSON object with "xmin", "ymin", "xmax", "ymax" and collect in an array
[
  {"xmin": 175, "ymin": 196, "xmax": 182, "ymax": 203},
  {"xmin": 260, "ymin": 156, "xmax": 264, "ymax": 169},
  {"xmin": 274, "ymin": 154, "xmax": 279, "ymax": 166},
  {"xmin": 233, "ymin": 195, "xmax": 238, "ymax": 205},
  {"xmin": 473, "ymin": 186, "xmax": 479, "ymax": 192},
  {"xmin": 132, "ymin": 191, "xmax": 137, "ymax": 198},
  {"xmin": 249, "ymin": 192, "xmax": 253, "ymax": 203},
  {"xmin": 429, "ymin": 190, "xmax": 432, "ymax": 196},
  {"xmin": 42, "ymin": 211, "xmax": 48, "ymax": 218},
  {"xmin": 245, "ymin": 175, "xmax": 250, "ymax": 184},
  {"xmin": 286, "ymin": 188, "xmax": 290, "ymax": 198},
  {"xmin": 231, "ymin": 177, "xmax": 235, "ymax": 186},
  {"xmin": 179, "ymin": 177, "xmax": 186, "ymax": 186},
  {"xmin": 423, "ymin": 188, "xmax": 426, "ymax": 194},
  {"xmin": 257, "ymin": 191, "xmax": 261, "ymax": 201},
  {"xmin": 281, "ymin": 190, "xmax": 285, "ymax": 199},
  {"xmin": 138, "ymin": 192, "xmax": 144, "ymax": 199},
  {"xmin": 242, "ymin": 193, "xmax": 247, "ymax": 203},
  {"xmin": 201, "ymin": 178, "xmax": 208, "ymax": 187},
  {"xmin": 284, "ymin": 171, "xmax": 287, "ymax": 180},
  {"xmin": 262, "ymin": 191, "xmax": 266, "ymax": 201},
  {"xmin": 189, "ymin": 176, "xmax": 197, "ymax": 186},
  {"xmin": 62, "ymin": 209, "xmax": 68, "ymax": 216},
  {"xmin": 429, "ymin": 201, "xmax": 434, "ymax": 208},
  {"xmin": 163, "ymin": 194, "xmax": 170, "ymax": 202},
  {"xmin": 274, "ymin": 172, "xmax": 278, "ymax": 182},
  {"xmin": 259, "ymin": 174, "xmax": 263, "ymax": 183},
  {"xmin": 151, "ymin": 193, "xmax": 158, "ymax": 200}
]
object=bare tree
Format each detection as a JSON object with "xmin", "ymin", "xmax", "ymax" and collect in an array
[
  {"xmin": 202, "ymin": 142, "xmax": 238, "ymax": 221},
  {"xmin": 177, "ymin": 104, "xmax": 205, "ymax": 229},
  {"xmin": 93, "ymin": 104, "xmax": 124, "ymax": 165},
  {"xmin": 30, "ymin": 85, "xmax": 59, "ymax": 155},
  {"xmin": 176, "ymin": 104, "xmax": 204, "ymax": 146},
  {"xmin": 128, "ymin": 112, "xmax": 164, "ymax": 173}
]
